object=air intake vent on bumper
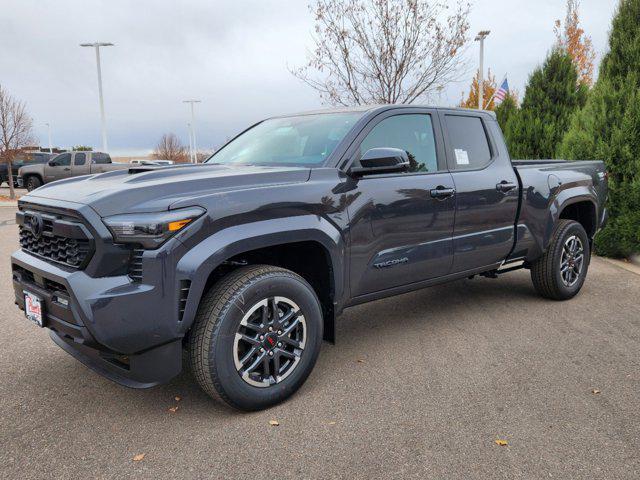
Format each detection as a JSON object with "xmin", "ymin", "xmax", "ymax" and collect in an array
[
  {"xmin": 179, "ymin": 280, "xmax": 191, "ymax": 321},
  {"xmin": 128, "ymin": 248, "xmax": 144, "ymax": 281}
]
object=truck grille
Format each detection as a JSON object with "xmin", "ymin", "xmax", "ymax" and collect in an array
[{"xmin": 17, "ymin": 206, "xmax": 94, "ymax": 269}]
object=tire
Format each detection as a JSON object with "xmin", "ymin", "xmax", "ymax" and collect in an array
[
  {"xmin": 25, "ymin": 176, "xmax": 42, "ymax": 191},
  {"xmin": 188, "ymin": 265, "xmax": 323, "ymax": 411},
  {"xmin": 531, "ymin": 219, "xmax": 590, "ymax": 300}
]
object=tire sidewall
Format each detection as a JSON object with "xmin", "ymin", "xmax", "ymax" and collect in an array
[
  {"xmin": 210, "ymin": 273, "xmax": 323, "ymax": 410},
  {"xmin": 552, "ymin": 222, "xmax": 590, "ymax": 298},
  {"xmin": 26, "ymin": 177, "xmax": 41, "ymax": 191}
]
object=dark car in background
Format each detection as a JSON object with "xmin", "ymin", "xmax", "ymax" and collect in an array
[{"xmin": 0, "ymin": 152, "xmax": 54, "ymax": 187}]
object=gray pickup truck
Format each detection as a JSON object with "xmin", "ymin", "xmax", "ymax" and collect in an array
[
  {"xmin": 18, "ymin": 151, "xmax": 129, "ymax": 191},
  {"xmin": 11, "ymin": 105, "xmax": 608, "ymax": 411}
]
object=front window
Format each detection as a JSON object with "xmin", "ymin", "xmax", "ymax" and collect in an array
[{"xmin": 206, "ymin": 112, "xmax": 363, "ymax": 168}]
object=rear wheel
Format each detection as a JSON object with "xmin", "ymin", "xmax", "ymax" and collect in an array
[
  {"xmin": 188, "ymin": 265, "xmax": 323, "ymax": 411},
  {"xmin": 25, "ymin": 176, "xmax": 42, "ymax": 191},
  {"xmin": 531, "ymin": 219, "xmax": 590, "ymax": 300}
]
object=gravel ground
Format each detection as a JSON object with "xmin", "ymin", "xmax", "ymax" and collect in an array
[{"xmin": 0, "ymin": 207, "xmax": 638, "ymax": 479}]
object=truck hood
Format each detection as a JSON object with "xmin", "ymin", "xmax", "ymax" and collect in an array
[{"xmin": 23, "ymin": 164, "xmax": 311, "ymax": 217}]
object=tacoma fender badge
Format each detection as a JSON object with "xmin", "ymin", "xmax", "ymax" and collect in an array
[{"xmin": 374, "ymin": 257, "xmax": 409, "ymax": 269}]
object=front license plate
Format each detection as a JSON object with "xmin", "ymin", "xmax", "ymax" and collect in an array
[{"xmin": 24, "ymin": 291, "xmax": 44, "ymax": 327}]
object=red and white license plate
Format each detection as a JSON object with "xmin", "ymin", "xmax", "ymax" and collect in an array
[{"xmin": 24, "ymin": 291, "xmax": 44, "ymax": 327}]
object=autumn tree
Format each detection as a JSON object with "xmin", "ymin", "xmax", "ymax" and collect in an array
[
  {"xmin": 558, "ymin": 0, "xmax": 640, "ymax": 257},
  {"xmin": 292, "ymin": 0, "xmax": 471, "ymax": 106},
  {"xmin": 153, "ymin": 133, "xmax": 188, "ymax": 163},
  {"xmin": 459, "ymin": 69, "xmax": 497, "ymax": 110},
  {"xmin": 554, "ymin": 0, "xmax": 596, "ymax": 86},
  {"xmin": 0, "ymin": 85, "xmax": 34, "ymax": 199}
]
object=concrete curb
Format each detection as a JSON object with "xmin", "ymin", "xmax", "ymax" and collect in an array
[{"xmin": 599, "ymin": 256, "xmax": 640, "ymax": 276}]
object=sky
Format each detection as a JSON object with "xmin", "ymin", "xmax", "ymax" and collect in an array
[{"xmin": 0, "ymin": 0, "xmax": 619, "ymax": 157}]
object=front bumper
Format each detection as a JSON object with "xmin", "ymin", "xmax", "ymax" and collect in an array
[{"xmin": 12, "ymin": 247, "xmax": 185, "ymax": 389}]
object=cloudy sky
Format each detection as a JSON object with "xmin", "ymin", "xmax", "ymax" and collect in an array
[{"xmin": 0, "ymin": 0, "xmax": 619, "ymax": 156}]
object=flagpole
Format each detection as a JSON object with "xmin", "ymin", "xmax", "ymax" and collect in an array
[{"xmin": 484, "ymin": 73, "xmax": 508, "ymax": 109}]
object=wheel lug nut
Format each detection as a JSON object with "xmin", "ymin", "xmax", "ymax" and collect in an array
[
  {"xmin": 259, "ymin": 335, "xmax": 264, "ymax": 340},
  {"xmin": 277, "ymin": 330, "xmax": 282, "ymax": 335},
  {"xmin": 268, "ymin": 351, "xmax": 274, "ymax": 357},
  {"xmin": 277, "ymin": 342, "xmax": 282, "ymax": 347},
  {"xmin": 260, "ymin": 348, "xmax": 264, "ymax": 352},
  {"xmin": 268, "ymin": 327, "xmax": 273, "ymax": 332}
]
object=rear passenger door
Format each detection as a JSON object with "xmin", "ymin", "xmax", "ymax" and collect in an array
[
  {"xmin": 441, "ymin": 111, "xmax": 519, "ymax": 273},
  {"xmin": 72, "ymin": 152, "xmax": 90, "ymax": 176}
]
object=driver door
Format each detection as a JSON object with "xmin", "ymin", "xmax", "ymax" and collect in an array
[
  {"xmin": 44, "ymin": 153, "xmax": 72, "ymax": 182},
  {"xmin": 346, "ymin": 109, "xmax": 456, "ymax": 298}
]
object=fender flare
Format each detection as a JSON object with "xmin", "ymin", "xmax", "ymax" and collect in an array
[
  {"xmin": 542, "ymin": 184, "xmax": 598, "ymax": 250},
  {"xmin": 176, "ymin": 215, "xmax": 346, "ymax": 334}
]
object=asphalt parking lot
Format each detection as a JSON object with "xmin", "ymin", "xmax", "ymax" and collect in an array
[{"xmin": 0, "ymin": 206, "xmax": 638, "ymax": 480}]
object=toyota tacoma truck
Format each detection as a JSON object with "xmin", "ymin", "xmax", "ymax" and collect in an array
[
  {"xmin": 11, "ymin": 106, "xmax": 608, "ymax": 411},
  {"xmin": 18, "ymin": 151, "xmax": 129, "ymax": 191}
]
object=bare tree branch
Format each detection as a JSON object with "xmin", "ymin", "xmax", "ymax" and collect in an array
[
  {"xmin": 153, "ymin": 133, "xmax": 189, "ymax": 163},
  {"xmin": 292, "ymin": 0, "xmax": 471, "ymax": 106},
  {"xmin": 0, "ymin": 84, "xmax": 35, "ymax": 199}
]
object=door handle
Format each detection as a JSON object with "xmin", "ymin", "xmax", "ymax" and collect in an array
[
  {"xmin": 430, "ymin": 186, "xmax": 456, "ymax": 199},
  {"xmin": 496, "ymin": 181, "xmax": 517, "ymax": 192},
  {"xmin": 64, "ymin": 167, "xmax": 71, "ymax": 171}
]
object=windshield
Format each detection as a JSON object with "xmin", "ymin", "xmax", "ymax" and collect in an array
[{"xmin": 206, "ymin": 112, "xmax": 362, "ymax": 167}]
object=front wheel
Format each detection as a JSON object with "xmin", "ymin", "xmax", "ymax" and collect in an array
[
  {"xmin": 25, "ymin": 176, "xmax": 42, "ymax": 192},
  {"xmin": 530, "ymin": 219, "xmax": 590, "ymax": 300},
  {"xmin": 188, "ymin": 265, "xmax": 323, "ymax": 411}
]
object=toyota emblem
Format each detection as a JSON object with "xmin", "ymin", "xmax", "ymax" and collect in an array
[{"xmin": 27, "ymin": 213, "xmax": 44, "ymax": 238}]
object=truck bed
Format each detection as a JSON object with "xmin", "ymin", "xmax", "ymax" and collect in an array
[{"xmin": 509, "ymin": 158, "xmax": 608, "ymax": 262}]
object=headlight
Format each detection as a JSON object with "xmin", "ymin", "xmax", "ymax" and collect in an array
[{"xmin": 103, "ymin": 207, "xmax": 205, "ymax": 249}]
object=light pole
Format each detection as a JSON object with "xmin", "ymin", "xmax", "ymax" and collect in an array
[
  {"xmin": 183, "ymin": 100, "xmax": 201, "ymax": 163},
  {"xmin": 80, "ymin": 42, "xmax": 114, "ymax": 152},
  {"xmin": 187, "ymin": 122, "xmax": 194, "ymax": 163},
  {"xmin": 474, "ymin": 30, "xmax": 490, "ymax": 110},
  {"xmin": 45, "ymin": 123, "xmax": 52, "ymax": 153}
]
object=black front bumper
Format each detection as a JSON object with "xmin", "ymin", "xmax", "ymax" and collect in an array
[{"xmin": 12, "ymin": 249, "xmax": 183, "ymax": 389}]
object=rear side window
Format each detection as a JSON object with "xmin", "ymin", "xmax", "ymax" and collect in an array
[
  {"xmin": 92, "ymin": 153, "xmax": 111, "ymax": 164},
  {"xmin": 74, "ymin": 153, "xmax": 86, "ymax": 165},
  {"xmin": 445, "ymin": 115, "xmax": 492, "ymax": 169}
]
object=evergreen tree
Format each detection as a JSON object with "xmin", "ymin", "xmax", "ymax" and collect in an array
[
  {"xmin": 558, "ymin": 0, "xmax": 640, "ymax": 257},
  {"xmin": 505, "ymin": 49, "xmax": 586, "ymax": 159},
  {"xmin": 494, "ymin": 95, "xmax": 518, "ymax": 140}
]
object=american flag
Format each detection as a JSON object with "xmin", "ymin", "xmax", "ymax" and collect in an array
[{"xmin": 494, "ymin": 78, "xmax": 509, "ymax": 103}]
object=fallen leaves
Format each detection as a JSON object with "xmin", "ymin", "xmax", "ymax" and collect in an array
[
  {"xmin": 168, "ymin": 406, "xmax": 179, "ymax": 413},
  {"xmin": 174, "ymin": 396, "xmax": 182, "ymax": 402},
  {"xmin": 327, "ymin": 421, "xmax": 336, "ymax": 426},
  {"xmin": 356, "ymin": 358, "xmax": 365, "ymax": 363},
  {"xmin": 132, "ymin": 453, "xmax": 146, "ymax": 462},
  {"xmin": 494, "ymin": 439, "xmax": 508, "ymax": 447},
  {"xmin": 591, "ymin": 389, "xmax": 601, "ymax": 394},
  {"xmin": 269, "ymin": 420, "xmax": 280, "ymax": 427}
]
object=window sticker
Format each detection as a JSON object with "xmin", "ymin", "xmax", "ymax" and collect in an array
[{"xmin": 454, "ymin": 148, "xmax": 469, "ymax": 165}]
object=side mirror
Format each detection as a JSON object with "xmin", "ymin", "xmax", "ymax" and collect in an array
[{"xmin": 350, "ymin": 148, "xmax": 409, "ymax": 175}]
